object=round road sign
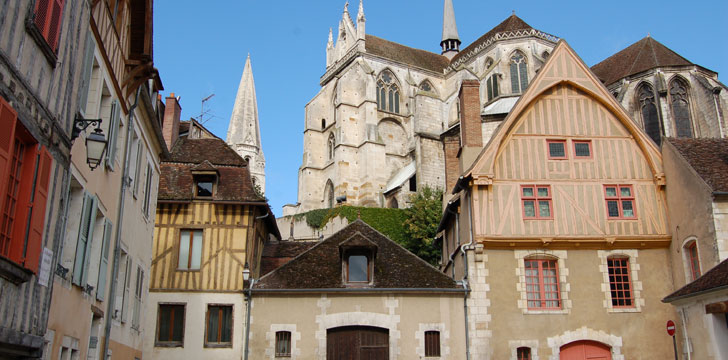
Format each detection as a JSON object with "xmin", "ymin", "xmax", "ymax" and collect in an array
[{"xmin": 666, "ymin": 320, "xmax": 676, "ymax": 336}]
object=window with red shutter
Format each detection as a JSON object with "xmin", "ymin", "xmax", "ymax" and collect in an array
[{"xmin": 33, "ymin": 0, "xmax": 65, "ymax": 52}]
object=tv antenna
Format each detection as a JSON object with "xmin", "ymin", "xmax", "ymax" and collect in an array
[{"xmin": 198, "ymin": 93, "xmax": 215, "ymax": 124}]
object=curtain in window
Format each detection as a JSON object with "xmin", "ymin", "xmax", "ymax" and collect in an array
[{"xmin": 670, "ymin": 78, "xmax": 693, "ymax": 138}]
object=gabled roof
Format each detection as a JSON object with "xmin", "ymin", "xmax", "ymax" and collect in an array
[
  {"xmin": 365, "ymin": 35, "xmax": 449, "ymax": 74},
  {"xmin": 260, "ymin": 240, "xmax": 318, "ymax": 276},
  {"xmin": 254, "ymin": 220, "xmax": 461, "ymax": 291},
  {"xmin": 449, "ymin": 14, "xmax": 535, "ymax": 65},
  {"xmin": 666, "ymin": 138, "xmax": 728, "ymax": 193},
  {"xmin": 591, "ymin": 36, "xmax": 693, "ymax": 86},
  {"xmin": 167, "ymin": 137, "xmax": 246, "ymax": 166},
  {"xmin": 663, "ymin": 258, "xmax": 728, "ymax": 303}
]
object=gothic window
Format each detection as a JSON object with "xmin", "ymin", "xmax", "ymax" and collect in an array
[
  {"xmin": 376, "ymin": 70, "xmax": 401, "ymax": 114},
  {"xmin": 325, "ymin": 180, "xmax": 334, "ymax": 208},
  {"xmin": 327, "ymin": 133, "xmax": 335, "ymax": 161},
  {"xmin": 419, "ymin": 80, "xmax": 433, "ymax": 93},
  {"xmin": 670, "ymin": 77, "xmax": 693, "ymax": 138},
  {"xmin": 542, "ymin": 51, "xmax": 550, "ymax": 60},
  {"xmin": 637, "ymin": 83, "xmax": 662, "ymax": 145},
  {"xmin": 487, "ymin": 74, "xmax": 499, "ymax": 102},
  {"xmin": 510, "ymin": 51, "xmax": 529, "ymax": 93}
]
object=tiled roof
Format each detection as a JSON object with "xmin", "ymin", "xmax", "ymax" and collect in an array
[
  {"xmin": 255, "ymin": 220, "xmax": 461, "ymax": 290},
  {"xmin": 664, "ymin": 258, "xmax": 728, "ymax": 302},
  {"xmin": 167, "ymin": 137, "xmax": 245, "ymax": 166},
  {"xmin": 591, "ymin": 36, "xmax": 693, "ymax": 86},
  {"xmin": 365, "ymin": 35, "xmax": 449, "ymax": 74},
  {"xmin": 450, "ymin": 14, "xmax": 534, "ymax": 65},
  {"xmin": 260, "ymin": 240, "xmax": 318, "ymax": 276},
  {"xmin": 667, "ymin": 138, "xmax": 728, "ymax": 192}
]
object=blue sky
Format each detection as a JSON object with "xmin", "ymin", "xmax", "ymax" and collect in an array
[{"xmin": 153, "ymin": 0, "xmax": 727, "ymax": 216}]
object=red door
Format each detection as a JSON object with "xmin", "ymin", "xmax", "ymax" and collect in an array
[
  {"xmin": 560, "ymin": 341, "xmax": 611, "ymax": 360},
  {"xmin": 327, "ymin": 326, "xmax": 388, "ymax": 360}
]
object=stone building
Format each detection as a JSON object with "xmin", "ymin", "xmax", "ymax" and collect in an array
[
  {"xmin": 438, "ymin": 41, "xmax": 679, "ymax": 359},
  {"xmin": 227, "ymin": 55, "xmax": 266, "ymax": 194},
  {"xmin": 0, "ymin": 1, "xmax": 91, "ymax": 358},
  {"xmin": 45, "ymin": 1, "xmax": 168, "ymax": 360}
]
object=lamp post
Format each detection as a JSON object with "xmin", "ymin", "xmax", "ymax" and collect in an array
[
  {"xmin": 243, "ymin": 262, "xmax": 254, "ymax": 360},
  {"xmin": 72, "ymin": 116, "xmax": 107, "ymax": 171}
]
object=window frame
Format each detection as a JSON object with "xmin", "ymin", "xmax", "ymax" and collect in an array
[
  {"xmin": 607, "ymin": 257, "xmax": 634, "ymax": 308},
  {"xmin": 376, "ymin": 70, "xmax": 401, "ymax": 114},
  {"xmin": 177, "ymin": 229, "xmax": 203, "ymax": 271},
  {"xmin": 546, "ymin": 139, "xmax": 568, "ymax": 160},
  {"xmin": 343, "ymin": 250, "xmax": 373, "ymax": 285},
  {"xmin": 572, "ymin": 140, "xmax": 593, "ymax": 159},
  {"xmin": 204, "ymin": 304, "xmax": 233, "ymax": 348},
  {"xmin": 517, "ymin": 347, "xmax": 531, "ymax": 360},
  {"xmin": 524, "ymin": 258, "xmax": 561, "ymax": 310},
  {"xmin": 521, "ymin": 185, "xmax": 553, "ymax": 220},
  {"xmin": 31, "ymin": 0, "xmax": 66, "ymax": 53},
  {"xmin": 424, "ymin": 330, "xmax": 441, "ymax": 357},
  {"xmin": 686, "ymin": 241, "xmax": 701, "ymax": 281},
  {"xmin": 604, "ymin": 185, "xmax": 637, "ymax": 220},
  {"xmin": 193, "ymin": 174, "xmax": 216, "ymax": 199},
  {"xmin": 154, "ymin": 303, "xmax": 185, "ymax": 347},
  {"xmin": 275, "ymin": 331, "xmax": 292, "ymax": 357}
]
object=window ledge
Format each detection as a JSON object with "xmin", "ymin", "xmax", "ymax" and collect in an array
[
  {"xmin": 24, "ymin": 17, "xmax": 57, "ymax": 67},
  {"xmin": 0, "ymin": 256, "xmax": 33, "ymax": 285},
  {"xmin": 154, "ymin": 342, "xmax": 184, "ymax": 348},
  {"xmin": 523, "ymin": 309, "xmax": 569, "ymax": 315},
  {"xmin": 607, "ymin": 307, "xmax": 640, "ymax": 313},
  {"xmin": 204, "ymin": 343, "xmax": 233, "ymax": 349}
]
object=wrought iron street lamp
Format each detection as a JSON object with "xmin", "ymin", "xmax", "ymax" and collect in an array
[{"xmin": 72, "ymin": 116, "xmax": 107, "ymax": 171}]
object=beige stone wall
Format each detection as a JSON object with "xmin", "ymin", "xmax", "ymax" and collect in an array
[
  {"xmin": 249, "ymin": 293, "xmax": 466, "ymax": 359},
  {"xmin": 713, "ymin": 199, "xmax": 728, "ymax": 262},
  {"xmin": 670, "ymin": 291, "xmax": 728, "ymax": 360}
]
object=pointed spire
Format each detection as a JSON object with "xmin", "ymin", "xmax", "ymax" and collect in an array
[
  {"xmin": 328, "ymin": 28, "xmax": 334, "ymax": 47},
  {"xmin": 441, "ymin": 0, "xmax": 461, "ymax": 57},
  {"xmin": 357, "ymin": 0, "xmax": 365, "ymax": 22}
]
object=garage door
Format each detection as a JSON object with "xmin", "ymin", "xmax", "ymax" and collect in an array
[
  {"xmin": 327, "ymin": 326, "xmax": 389, "ymax": 360},
  {"xmin": 560, "ymin": 340, "xmax": 611, "ymax": 360}
]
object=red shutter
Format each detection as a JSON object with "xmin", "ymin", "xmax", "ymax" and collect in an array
[
  {"xmin": 0, "ymin": 97, "xmax": 17, "ymax": 258},
  {"xmin": 46, "ymin": 0, "xmax": 64, "ymax": 51},
  {"xmin": 33, "ymin": 0, "xmax": 51, "ymax": 37},
  {"xmin": 23, "ymin": 147, "xmax": 52, "ymax": 272}
]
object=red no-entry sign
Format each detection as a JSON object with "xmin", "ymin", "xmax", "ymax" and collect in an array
[{"xmin": 666, "ymin": 320, "xmax": 676, "ymax": 336}]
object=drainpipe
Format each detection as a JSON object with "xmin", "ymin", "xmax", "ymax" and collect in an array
[
  {"xmin": 102, "ymin": 87, "xmax": 141, "ymax": 360},
  {"xmin": 243, "ymin": 278, "xmax": 256, "ymax": 360},
  {"xmin": 460, "ymin": 189, "xmax": 475, "ymax": 360}
]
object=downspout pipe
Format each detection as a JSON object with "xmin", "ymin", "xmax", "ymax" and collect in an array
[
  {"xmin": 243, "ymin": 279, "xmax": 256, "ymax": 360},
  {"xmin": 102, "ymin": 87, "xmax": 141, "ymax": 360},
  {"xmin": 460, "ymin": 189, "xmax": 475, "ymax": 360}
]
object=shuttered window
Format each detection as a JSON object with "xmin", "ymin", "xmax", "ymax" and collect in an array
[
  {"xmin": 105, "ymin": 100, "xmax": 121, "ymax": 170},
  {"xmin": 96, "ymin": 219, "xmax": 113, "ymax": 301},
  {"xmin": 72, "ymin": 193, "xmax": 97, "ymax": 286},
  {"xmin": 142, "ymin": 162, "xmax": 153, "ymax": 218},
  {"xmin": 33, "ymin": 0, "xmax": 65, "ymax": 52},
  {"xmin": 0, "ymin": 96, "xmax": 52, "ymax": 273},
  {"xmin": 132, "ymin": 266, "xmax": 144, "ymax": 329},
  {"xmin": 78, "ymin": 32, "xmax": 96, "ymax": 116}
]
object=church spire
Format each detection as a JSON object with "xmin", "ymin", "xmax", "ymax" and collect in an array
[
  {"xmin": 441, "ymin": 0, "xmax": 461, "ymax": 58},
  {"xmin": 356, "ymin": 0, "xmax": 365, "ymax": 40},
  {"xmin": 226, "ymin": 54, "xmax": 266, "ymax": 192}
]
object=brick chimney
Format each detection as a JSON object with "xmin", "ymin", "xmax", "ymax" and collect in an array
[
  {"xmin": 162, "ymin": 93, "xmax": 181, "ymax": 150},
  {"xmin": 458, "ymin": 79, "xmax": 482, "ymax": 170}
]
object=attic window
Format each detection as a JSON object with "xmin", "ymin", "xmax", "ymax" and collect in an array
[
  {"xmin": 194, "ymin": 174, "xmax": 216, "ymax": 197},
  {"xmin": 340, "ymin": 237, "xmax": 377, "ymax": 286},
  {"xmin": 347, "ymin": 255, "xmax": 369, "ymax": 282}
]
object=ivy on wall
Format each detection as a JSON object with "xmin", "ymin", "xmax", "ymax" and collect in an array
[{"xmin": 293, "ymin": 206, "xmax": 408, "ymax": 244}]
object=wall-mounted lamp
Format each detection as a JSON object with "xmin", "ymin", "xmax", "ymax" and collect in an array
[
  {"xmin": 72, "ymin": 116, "xmax": 107, "ymax": 171},
  {"xmin": 243, "ymin": 262, "xmax": 250, "ymax": 282}
]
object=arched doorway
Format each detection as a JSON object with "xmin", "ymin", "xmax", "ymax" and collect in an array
[
  {"xmin": 560, "ymin": 340, "xmax": 611, "ymax": 360},
  {"xmin": 327, "ymin": 326, "xmax": 388, "ymax": 360}
]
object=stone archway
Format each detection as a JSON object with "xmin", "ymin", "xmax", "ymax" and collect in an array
[{"xmin": 547, "ymin": 327, "xmax": 623, "ymax": 360}]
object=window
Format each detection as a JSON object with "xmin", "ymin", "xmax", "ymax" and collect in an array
[
  {"xmin": 78, "ymin": 32, "xmax": 96, "ymax": 117},
  {"xmin": 178, "ymin": 229, "xmax": 202, "ymax": 270},
  {"xmin": 105, "ymin": 100, "xmax": 121, "ymax": 171},
  {"xmin": 604, "ymin": 185, "xmax": 636, "ymax": 219},
  {"xmin": 510, "ymin": 51, "xmax": 529, "ymax": 93},
  {"xmin": 327, "ymin": 133, "xmax": 335, "ymax": 161},
  {"xmin": 573, "ymin": 140, "xmax": 592, "ymax": 158},
  {"xmin": 637, "ymin": 83, "xmax": 661, "ymax": 146},
  {"xmin": 607, "ymin": 257, "xmax": 634, "ymax": 307},
  {"xmin": 486, "ymin": 74, "xmax": 499, "ymax": 101},
  {"xmin": 33, "ymin": 0, "xmax": 65, "ymax": 52},
  {"xmin": 133, "ymin": 141, "xmax": 144, "ymax": 196},
  {"xmin": 205, "ymin": 305, "xmax": 232, "ymax": 347},
  {"xmin": 0, "ymin": 97, "xmax": 52, "ymax": 274},
  {"xmin": 419, "ymin": 81, "xmax": 434, "ymax": 93},
  {"xmin": 424, "ymin": 331, "xmax": 440, "ymax": 357},
  {"xmin": 325, "ymin": 180, "xmax": 335, "ymax": 209},
  {"xmin": 156, "ymin": 304, "xmax": 184, "ymax": 346},
  {"xmin": 670, "ymin": 77, "xmax": 693, "ymax": 138},
  {"xmin": 547, "ymin": 140, "xmax": 567, "ymax": 160},
  {"xmin": 376, "ymin": 70, "xmax": 400, "ymax": 114},
  {"xmin": 195, "ymin": 174, "xmax": 215, "ymax": 198},
  {"xmin": 275, "ymin": 331, "xmax": 291, "ymax": 357},
  {"xmin": 142, "ymin": 162, "xmax": 154, "ymax": 217},
  {"xmin": 686, "ymin": 241, "xmax": 701, "ymax": 281},
  {"xmin": 521, "ymin": 185, "xmax": 552, "ymax": 219},
  {"xmin": 72, "ymin": 193, "xmax": 98, "ymax": 286},
  {"xmin": 96, "ymin": 219, "xmax": 113, "ymax": 301},
  {"xmin": 517, "ymin": 347, "xmax": 531, "ymax": 360},
  {"xmin": 525, "ymin": 259, "xmax": 560, "ymax": 309},
  {"xmin": 409, "ymin": 175, "xmax": 417, "ymax": 192},
  {"xmin": 347, "ymin": 255, "xmax": 369, "ymax": 282},
  {"xmin": 132, "ymin": 266, "xmax": 144, "ymax": 329},
  {"xmin": 321, "ymin": 119, "xmax": 326, "ymax": 129}
]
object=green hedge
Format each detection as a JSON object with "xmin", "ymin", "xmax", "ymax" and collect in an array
[{"xmin": 293, "ymin": 206, "xmax": 408, "ymax": 244}]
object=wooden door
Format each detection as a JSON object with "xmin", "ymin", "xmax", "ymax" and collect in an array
[
  {"xmin": 327, "ymin": 326, "xmax": 389, "ymax": 360},
  {"xmin": 560, "ymin": 340, "xmax": 611, "ymax": 360}
]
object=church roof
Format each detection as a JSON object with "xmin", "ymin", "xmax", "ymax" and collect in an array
[
  {"xmin": 254, "ymin": 220, "xmax": 461, "ymax": 291},
  {"xmin": 663, "ymin": 258, "xmax": 728, "ymax": 303},
  {"xmin": 365, "ymin": 35, "xmax": 449, "ymax": 73},
  {"xmin": 450, "ymin": 14, "xmax": 535, "ymax": 65},
  {"xmin": 591, "ymin": 36, "xmax": 694, "ymax": 86},
  {"xmin": 666, "ymin": 137, "xmax": 728, "ymax": 193}
]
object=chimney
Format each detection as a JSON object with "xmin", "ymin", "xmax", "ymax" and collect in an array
[
  {"xmin": 162, "ymin": 92, "xmax": 181, "ymax": 150},
  {"xmin": 458, "ymin": 80, "xmax": 482, "ymax": 170}
]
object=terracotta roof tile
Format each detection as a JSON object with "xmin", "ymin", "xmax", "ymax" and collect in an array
[
  {"xmin": 591, "ymin": 37, "xmax": 693, "ymax": 86},
  {"xmin": 365, "ymin": 35, "xmax": 449, "ymax": 73},
  {"xmin": 255, "ymin": 220, "xmax": 460, "ymax": 290},
  {"xmin": 667, "ymin": 137, "xmax": 728, "ymax": 192},
  {"xmin": 664, "ymin": 258, "xmax": 728, "ymax": 302},
  {"xmin": 260, "ymin": 240, "xmax": 318, "ymax": 276},
  {"xmin": 167, "ymin": 137, "xmax": 244, "ymax": 166},
  {"xmin": 450, "ymin": 14, "xmax": 534, "ymax": 65}
]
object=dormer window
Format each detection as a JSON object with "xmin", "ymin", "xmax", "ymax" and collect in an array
[
  {"xmin": 339, "ymin": 233, "xmax": 378, "ymax": 286},
  {"xmin": 347, "ymin": 254, "xmax": 369, "ymax": 282},
  {"xmin": 193, "ymin": 173, "xmax": 217, "ymax": 198}
]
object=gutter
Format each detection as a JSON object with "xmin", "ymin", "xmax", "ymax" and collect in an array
[
  {"xmin": 662, "ymin": 284, "xmax": 728, "ymax": 304},
  {"xmin": 712, "ymin": 192, "xmax": 728, "ymax": 197},
  {"xmin": 461, "ymin": 188, "xmax": 475, "ymax": 360},
  {"xmin": 249, "ymin": 287, "xmax": 467, "ymax": 294},
  {"xmin": 102, "ymin": 87, "xmax": 141, "ymax": 360}
]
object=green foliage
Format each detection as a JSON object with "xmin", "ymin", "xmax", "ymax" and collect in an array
[
  {"xmin": 294, "ymin": 206, "xmax": 408, "ymax": 245},
  {"xmin": 402, "ymin": 186, "xmax": 443, "ymax": 265}
]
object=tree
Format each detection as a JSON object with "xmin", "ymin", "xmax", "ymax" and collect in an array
[{"xmin": 403, "ymin": 186, "xmax": 443, "ymax": 265}]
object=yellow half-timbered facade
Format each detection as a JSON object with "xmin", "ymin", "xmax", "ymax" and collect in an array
[{"xmin": 440, "ymin": 41, "xmax": 679, "ymax": 359}]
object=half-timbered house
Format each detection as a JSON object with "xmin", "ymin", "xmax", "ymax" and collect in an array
[
  {"xmin": 143, "ymin": 115, "xmax": 280, "ymax": 360},
  {"xmin": 438, "ymin": 40, "xmax": 679, "ymax": 359}
]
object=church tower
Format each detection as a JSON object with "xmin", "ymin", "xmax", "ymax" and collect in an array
[
  {"xmin": 227, "ymin": 54, "xmax": 266, "ymax": 193},
  {"xmin": 440, "ymin": 0, "xmax": 460, "ymax": 59}
]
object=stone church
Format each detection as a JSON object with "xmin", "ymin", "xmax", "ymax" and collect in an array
[{"xmin": 283, "ymin": 0, "xmax": 727, "ymax": 216}]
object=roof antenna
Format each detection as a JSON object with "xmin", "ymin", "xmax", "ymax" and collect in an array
[{"xmin": 198, "ymin": 93, "xmax": 215, "ymax": 124}]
